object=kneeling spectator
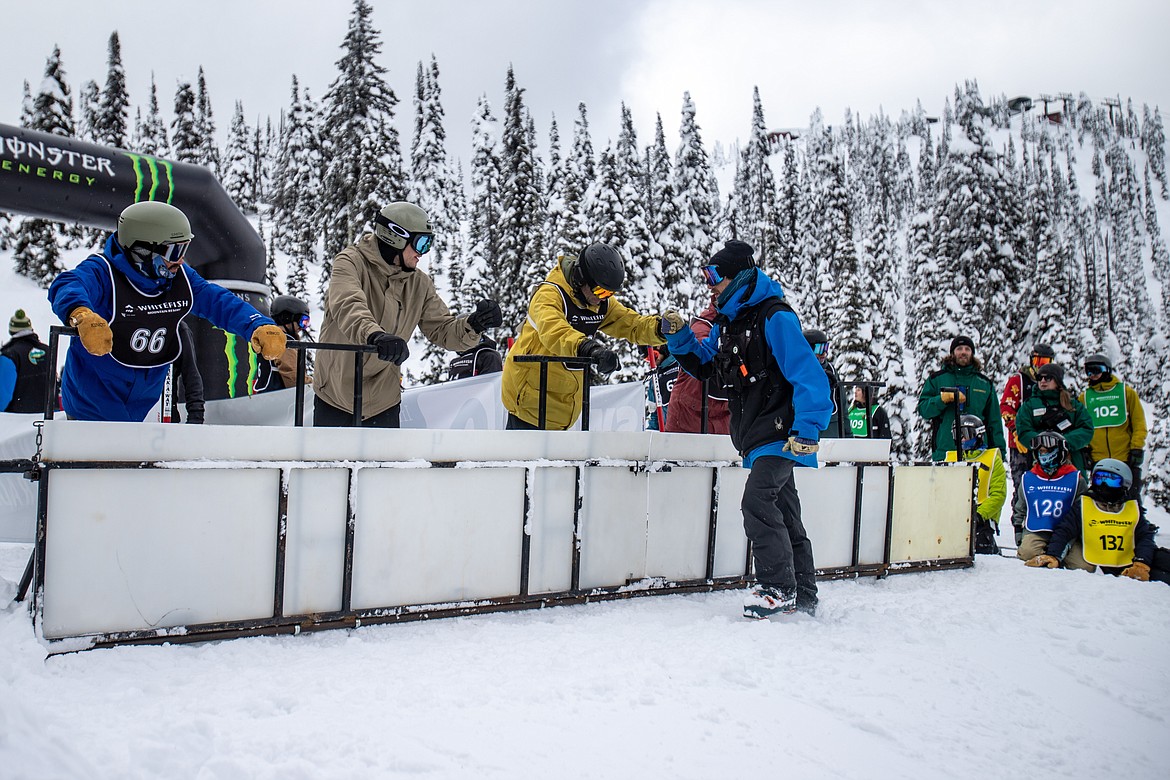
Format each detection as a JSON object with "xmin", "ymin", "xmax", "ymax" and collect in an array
[
  {"xmin": 1026, "ymin": 458, "xmax": 1160, "ymax": 581},
  {"xmin": 1014, "ymin": 431, "xmax": 1088, "ymax": 562}
]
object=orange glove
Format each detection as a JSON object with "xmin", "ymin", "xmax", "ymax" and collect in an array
[
  {"xmin": 1026, "ymin": 554, "xmax": 1060, "ymax": 569},
  {"xmin": 250, "ymin": 324, "xmax": 287, "ymax": 360},
  {"xmin": 940, "ymin": 390, "xmax": 967, "ymax": 405},
  {"xmin": 1015, "ymin": 438, "xmax": 1029, "ymax": 454},
  {"xmin": 1121, "ymin": 562, "xmax": 1150, "ymax": 581},
  {"xmin": 69, "ymin": 306, "xmax": 113, "ymax": 356}
]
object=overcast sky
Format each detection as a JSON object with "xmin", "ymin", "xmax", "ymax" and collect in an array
[{"xmin": 3, "ymin": 0, "xmax": 1168, "ymax": 167}]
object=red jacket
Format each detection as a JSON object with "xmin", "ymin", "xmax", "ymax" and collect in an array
[
  {"xmin": 664, "ymin": 299, "xmax": 730, "ymax": 435},
  {"xmin": 1000, "ymin": 367, "xmax": 1039, "ymax": 451}
]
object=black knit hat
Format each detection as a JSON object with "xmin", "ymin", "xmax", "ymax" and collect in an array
[
  {"xmin": 950, "ymin": 335, "xmax": 975, "ymax": 355},
  {"xmin": 709, "ymin": 240, "xmax": 755, "ymax": 280},
  {"xmin": 1037, "ymin": 363, "xmax": 1065, "ymax": 386}
]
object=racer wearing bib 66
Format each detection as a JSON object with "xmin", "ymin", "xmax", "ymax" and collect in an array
[
  {"xmin": 1025, "ymin": 459, "xmax": 1158, "ymax": 581},
  {"xmin": 48, "ymin": 202, "xmax": 285, "ymax": 422}
]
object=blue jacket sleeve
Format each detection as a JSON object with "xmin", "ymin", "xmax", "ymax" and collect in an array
[
  {"xmin": 0, "ymin": 356, "xmax": 16, "ymax": 410},
  {"xmin": 765, "ymin": 310, "xmax": 832, "ymax": 440},
  {"xmin": 184, "ymin": 267, "xmax": 274, "ymax": 338},
  {"xmin": 48, "ymin": 257, "xmax": 114, "ymax": 322},
  {"xmin": 1045, "ymin": 500, "xmax": 1082, "ymax": 559}
]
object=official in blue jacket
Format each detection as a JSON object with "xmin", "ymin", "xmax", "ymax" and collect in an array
[
  {"xmin": 48, "ymin": 201, "xmax": 286, "ymax": 423},
  {"xmin": 665, "ymin": 240, "xmax": 832, "ymax": 620}
]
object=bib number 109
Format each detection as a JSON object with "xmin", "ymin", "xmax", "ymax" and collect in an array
[{"xmin": 130, "ymin": 327, "xmax": 167, "ymax": 354}]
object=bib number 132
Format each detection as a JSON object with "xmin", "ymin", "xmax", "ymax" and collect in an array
[
  {"xmin": 1099, "ymin": 534, "xmax": 1125, "ymax": 551},
  {"xmin": 130, "ymin": 327, "xmax": 167, "ymax": 354}
]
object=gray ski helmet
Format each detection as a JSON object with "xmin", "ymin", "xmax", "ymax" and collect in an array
[
  {"xmin": 1083, "ymin": 352, "xmax": 1112, "ymax": 373},
  {"xmin": 1091, "ymin": 457, "xmax": 1132, "ymax": 502},
  {"xmin": 373, "ymin": 202, "xmax": 431, "ymax": 251},
  {"xmin": 271, "ymin": 295, "xmax": 309, "ymax": 327},
  {"xmin": 1032, "ymin": 343, "xmax": 1056, "ymax": 359},
  {"xmin": 117, "ymin": 201, "xmax": 194, "ymax": 249},
  {"xmin": 573, "ymin": 243, "xmax": 626, "ymax": 292},
  {"xmin": 1031, "ymin": 430, "xmax": 1068, "ymax": 471},
  {"xmin": 958, "ymin": 414, "xmax": 986, "ymax": 449}
]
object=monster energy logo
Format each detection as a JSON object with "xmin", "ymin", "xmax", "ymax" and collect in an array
[{"xmin": 123, "ymin": 153, "xmax": 175, "ymax": 203}]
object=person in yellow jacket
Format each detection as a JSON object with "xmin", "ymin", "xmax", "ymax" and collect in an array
[
  {"xmin": 1078, "ymin": 353, "xmax": 1147, "ymax": 497},
  {"xmin": 944, "ymin": 415, "xmax": 1007, "ymax": 554},
  {"xmin": 501, "ymin": 243, "xmax": 678, "ymax": 430}
]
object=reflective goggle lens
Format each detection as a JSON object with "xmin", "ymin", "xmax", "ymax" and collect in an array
[
  {"xmin": 298, "ymin": 314, "xmax": 311, "ymax": 330},
  {"xmin": 592, "ymin": 286, "xmax": 614, "ymax": 300},
  {"xmin": 411, "ymin": 233, "xmax": 433, "ymax": 255},
  {"xmin": 702, "ymin": 266, "xmax": 723, "ymax": 286},
  {"xmin": 1085, "ymin": 363, "xmax": 1107, "ymax": 375},
  {"xmin": 1031, "ymin": 355, "xmax": 1053, "ymax": 367},
  {"xmin": 812, "ymin": 342, "xmax": 828, "ymax": 356},
  {"xmin": 1091, "ymin": 470, "xmax": 1125, "ymax": 489},
  {"xmin": 961, "ymin": 436, "xmax": 979, "ymax": 450}
]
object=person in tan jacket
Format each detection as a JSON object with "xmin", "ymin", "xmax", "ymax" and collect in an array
[
  {"xmin": 314, "ymin": 202, "xmax": 502, "ymax": 427},
  {"xmin": 501, "ymin": 243, "xmax": 679, "ymax": 430}
]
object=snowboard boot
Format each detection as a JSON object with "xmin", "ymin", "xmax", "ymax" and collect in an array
[
  {"xmin": 743, "ymin": 584, "xmax": 797, "ymax": 620},
  {"xmin": 974, "ymin": 519, "xmax": 1000, "ymax": 555}
]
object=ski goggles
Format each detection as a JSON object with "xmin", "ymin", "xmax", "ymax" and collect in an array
[
  {"xmin": 591, "ymin": 285, "xmax": 615, "ymax": 300},
  {"xmin": 1084, "ymin": 363, "xmax": 1107, "ymax": 375},
  {"xmin": 132, "ymin": 240, "xmax": 191, "ymax": 279},
  {"xmin": 1030, "ymin": 355, "xmax": 1053, "ymax": 367},
  {"xmin": 1091, "ymin": 469, "xmax": 1125, "ymax": 489},
  {"xmin": 811, "ymin": 342, "xmax": 829, "ymax": 356},
  {"xmin": 298, "ymin": 314, "xmax": 311, "ymax": 330},
  {"xmin": 701, "ymin": 265, "xmax": 724, "ymax": 286},
  {"xmin": 375, "ymin": 213, "xmax": 434, "ymax": 255}
]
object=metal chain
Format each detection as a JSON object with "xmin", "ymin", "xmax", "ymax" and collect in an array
[{"xmin": 32, "ymin": 419, "xmax": 44, "ymax": 464}]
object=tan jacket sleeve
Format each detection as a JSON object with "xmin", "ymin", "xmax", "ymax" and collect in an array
[
  {"xmin": 416, "ymin": 277, "xmax": 480, "ymax": 352},
  {"xmin": 324, "ymin": 251, "xmax": 383, "ymax": 345}
]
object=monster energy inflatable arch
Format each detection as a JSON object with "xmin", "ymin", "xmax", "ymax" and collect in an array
[{"xmin": 0, "ymin": 123, "xmax": 270, "ymax": 400}]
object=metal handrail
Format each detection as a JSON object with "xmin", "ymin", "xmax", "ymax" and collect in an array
[{"xmin": 511, "ymin": 355, "xmax": 598, "ymax": 430}]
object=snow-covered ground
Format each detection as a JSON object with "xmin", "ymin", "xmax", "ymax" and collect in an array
[{"xmin": 2, "ymin": 539, "xmax": 1168, "ymax": 779}]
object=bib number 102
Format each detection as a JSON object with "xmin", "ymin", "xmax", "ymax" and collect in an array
[
  {"xmin": 1098, "ymin": 534, "xmax": 1125, "ymax": 551},
  {"xmin": 130, "ymin": 327, "xmax": 167, "ymax": 354},
  {"xmin": 1093, "ymin": 405, "xmax": 1119, "ymax": 419}
]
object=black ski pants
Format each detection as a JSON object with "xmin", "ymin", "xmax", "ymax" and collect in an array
[
  {"xmin": 742, "ymin": 455, "xmax": 816, "ymax": 603},
  {"xmin": 313, "ymin": 396, "xmax": 401, "ymax": 428}
]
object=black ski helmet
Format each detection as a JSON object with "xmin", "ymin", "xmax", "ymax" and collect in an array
[
  {"xmin": 1031, "ymin": 430, "xmax": 1069, "ymax": 472},
  {"xmin": 1031, "ymin": 344, "xmax": 1055, "ymax": 359},
  {"xmin": 803, "ymin": 328, "xmax": 828, "ymax": 347},
  {"xmin": 271, "ymin": 295, "xmax": 310, "ymax": 328},
  {"xmin": 573, "ymin": 243, "xmax": 626, "ymax": 293},
  {"xmin": 1083, "ymin": 352, "xmax": 1112, "ymax": 374},
  {"xmin": 1090, "ymin": 458, "xmax": 1132, "ymax": 503},
  {"xmin": 957, "ymin": 414, "xmax": 986, "ymax": 449}
]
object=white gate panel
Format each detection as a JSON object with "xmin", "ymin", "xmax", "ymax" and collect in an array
[
  {"xmin": 526, "ymin": 466, "xmax": 576, "ymax": 595},
  {"xmin": 796, "ymin": 466, "xmax": 859, "ymax": 569},
  {"xmin": 283, "ymin": 468, "xmax": 349, "ymax": 615},
  {"xmin": 858, "ymin": 466, "xmax": 891, "ymax": 566},
  {"xmin": 351, "ymin": 467, "xmax": 525, "ymax": 607},
  {"xmin": 712, "ymin": 466, "xmax": 749, "ymax": 578},
  {"xmin": 645, "ymin": 468, "xmax": 711, "ymax": 581},
  {"xmin": 42, "ymin": 468, "xmax": 278, "ymax": 638},
  {"xmin": 890, "ymin": 466, "xmax": 973, "ymax": 561},
  {"xmin": 579, "ymin": 468, "xmax": 648, "ymax": 589}
]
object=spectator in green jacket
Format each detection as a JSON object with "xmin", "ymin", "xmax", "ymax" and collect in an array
[
  {"xmin": 916, "ymin": 335, "xmax": 1006, "ymax": 461},
  {"xmin": 1015, "ymin": 363, "xmax": 1095, "ymax": 472}
]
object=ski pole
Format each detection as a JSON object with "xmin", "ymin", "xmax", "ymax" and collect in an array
[{"xmin": 646, "ymin": 348, "xmax": 666, "ymax": 431}]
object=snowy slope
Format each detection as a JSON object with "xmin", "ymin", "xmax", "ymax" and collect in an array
[{"xmin": 2, "ymin": 543, "xmax": 1168, "ymax": 779}]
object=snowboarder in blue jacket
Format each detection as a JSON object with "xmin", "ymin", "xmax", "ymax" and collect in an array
[
  {"xmin": 665, "ymin": 240, "xmax": 832, "ymax": 620},
  {"xmin": 48, "ymin": 201, "xmax": 286, "ymax": 422}
]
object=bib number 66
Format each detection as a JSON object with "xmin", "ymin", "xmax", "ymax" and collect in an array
[{"xmin": 130, "ymin": 327, "xmax": 167, "ymax": 354}]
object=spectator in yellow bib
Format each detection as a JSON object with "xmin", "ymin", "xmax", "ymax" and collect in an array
[
  {"xmin": 945, "ymin": 415, "xmax": 1007, "ymax": 555},
  {"xmin": 1078, "ymin": 353, "xmax": 1147, "ymax": 498},
  {"xmin": 1025, "ymin": 459, "xmax": 1164, "ymax": 583}
]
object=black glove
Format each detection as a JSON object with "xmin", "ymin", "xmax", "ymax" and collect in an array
[
  {"xmin": 1128, "ymin": 449, "xmax": 1145, "ymax": 468},
  {"xmin": 577, "ymin": 338, "xmax": 620, "ymax": 374},
  {"xmin": 467, "ymin": 299, "xmax": 503, "ymax": 333},
  {"xmin": 367, "ymin": 332, "xmax": 410, "ymax": 364}
]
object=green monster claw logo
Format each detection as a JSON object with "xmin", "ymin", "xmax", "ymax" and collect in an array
[
  {"xmin": 123, "ymin": 153, "xmax": 175, "ymax": 203},
  {"xmin": 222, "ymin": 332, "xmax": 261, "ymax": 398}
]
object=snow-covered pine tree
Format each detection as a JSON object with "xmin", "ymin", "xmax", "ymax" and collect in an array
[
  {"xmin": 132, "ymin": 75, "xmax": 169, "ymax": 157},
  {"xmin": 170, "ymin": 80, "xmax": 200, "ymax": 164},
  {"xmin": 194, "ymin": 67, "xmax": 219, "ymax": 173},
  {"xmin": 19, "ymin": 81, "xmax": 34, "ymax": 127},
  {"xmin": 494, "ymin": 66, "xmax": 547, "ymax": 331},
  {"xmin": 406, "ymin": 55, "xmax": 467, "ymax": 384},
  {"xmin": 612, "ymin": 103, "xmax": 658, "ymax": 315},
  {"xmin": 222, "ymin": 101, "xmax": 255, "ymax": 212},
  {"xmin": 95, "ymin": 31, "xmax": 129, "ymax": 149},
  {"xmin": 271, "ymin": 76, "xmax": 320, "ymax": 305},
  {"xmin": 730, "ymin": 87, "xmax": 781, "ymax": 271},
  {"xmin": 319, "ymin": 0, "xmax": 405, "ymax": 293},
  {"xmin": 649, "ymin": 114, "xmax": 692, "ymax": 311},
  {"xmin": 548, "ymin": 103, "xmax": 594, "ymax": 258},
  {"xmin": 463, "ymin": 95, "xmax": 503, "ymax": 317},
  {"xmin": 673, "ymin": 92, "xmax": 721, "ymax": 307},
  {"xmin": 77, "ymin": 81, "xmax": 101, "ymax": 142}
]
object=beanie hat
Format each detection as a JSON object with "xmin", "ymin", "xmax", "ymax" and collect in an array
[
  {"xmin": 9, "ymin": 309, "xmax": 32, "ymax": 335},
  {"xmin": 949, "ymin": 335, "xmax": 975, "ymax": 355},
  {"xmin": 1037, "ymin": 363, "xmax": 1065, "ymax": 386},
  {"xmin": 709, "ymin": 240, "xmax": 755, "ymax": 280}
]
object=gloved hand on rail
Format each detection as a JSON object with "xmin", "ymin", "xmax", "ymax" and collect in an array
[
  {"xmin": 577, "ymin": 338, "xmax": 619, "ymax": 374},
  {"xmin": 69, "ymin": 306, "xmax": 113, "ymax": 356},
  {"xmin": 250, "ymin": 324, "xmax": 287, "ymax": 360},
  {"xmin": 367, "ymin": 332, "xmax": 410, "ymax": 365}
]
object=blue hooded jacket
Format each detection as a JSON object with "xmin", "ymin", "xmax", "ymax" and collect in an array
[
  {"xmin": 48, "ymin": 234, "xmax": 274, "ymax": 422},
  {"xmin": 665, "ymin": 269, "xmax": 831, "ymax": 467}
]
